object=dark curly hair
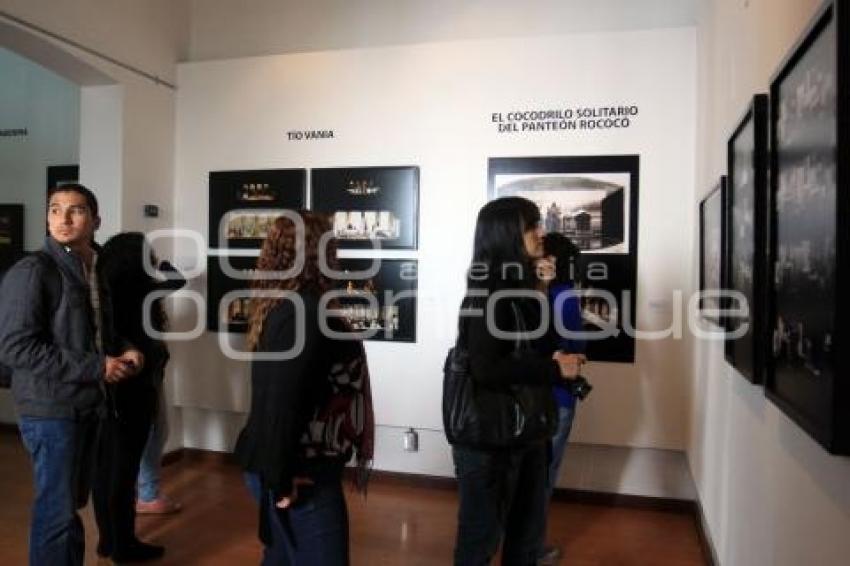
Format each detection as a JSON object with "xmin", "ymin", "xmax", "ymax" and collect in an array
[{"xmin": 246, "ymin": 211, "xmax": 338, "ymax": 351}]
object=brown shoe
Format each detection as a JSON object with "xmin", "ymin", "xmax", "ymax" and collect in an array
[{"xmin": 135, "ymin": 496, "xmax": 182, "ymax": 515}]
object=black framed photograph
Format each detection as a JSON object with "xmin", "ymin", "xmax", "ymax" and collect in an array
[
  {"xmin": 767, "ymin": 0, "xmax": 849, "ymax": 454},
  {"xmin": 699, "ymin": 178, "xmax": 726, "ymax": 327},
  {"xmin": 725, "ymin": 95, "xmax": 769, "ymax": 384},
  {"xmin": 209, "ymin": 169, "xmax": 306, "ymax": 249},
  {"xmin": 0, "ymin": 204, "xmax": 24, "ymax": 273},
  {"xmin": 310, "ymin": 166, "xmax": 419, "ymax": 250},
  {"xmin": 47, "ymin": 164, "xmax": 79, "ymax": 191},
  {"xmin": 488, "ymin": 155, "xmax": 639, "ymax": 363},
  {"xmin": 335, "ymin": 259, "xmax": 418, "ymax": 343},
  {"xmin": 206, "ymin": 255, "xmax": 257, "ymax": 333}
]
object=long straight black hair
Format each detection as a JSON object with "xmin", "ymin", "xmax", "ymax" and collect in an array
[
  {"xmin": 99, "ymin": 232, "xmax": 167, "ymax": 335},
  {"xmin": 466, "ymin": 196, "xmax": 541, "ymax": 292}
]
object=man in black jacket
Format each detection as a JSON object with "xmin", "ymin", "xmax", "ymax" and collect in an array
[{"xmin": 0, "ymin": 184, "xmax": 144, "ymax": 566}]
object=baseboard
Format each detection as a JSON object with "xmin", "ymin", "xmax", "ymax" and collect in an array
[
  {"xmin": 162, "ymin": 449, "xmax": 701, "ymax": 518},
  {"xmin": 0, "ymin": 422, "xmax": 18, "ymax": 434},
  {"xmin": 693, "ymin": 495, "xmax": 719, "ymax": 566}
]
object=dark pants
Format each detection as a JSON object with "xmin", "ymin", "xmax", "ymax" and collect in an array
[
  {"xmin": 92, "ymin": 386, "xmax": 155, "ymax": 556},
  {"xmin": 18, "ymin": 416, "xmax": 98, "ymax": 566},
  {"xmin": 244, "ymin": 460, "xmax": 349, "ymax": 566},
  {"xmin": 452, "ymin": 442, "xmax": 548, "ymax": 566}
]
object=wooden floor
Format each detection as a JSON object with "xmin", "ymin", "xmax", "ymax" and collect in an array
[{"xmin": 0, "ymin": 429, "xmax": 707, "ymax": 565}]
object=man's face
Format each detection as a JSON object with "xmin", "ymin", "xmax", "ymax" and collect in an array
[{"xmin": 47, "ymin": 191, "xmax": 98, "ymax": 248}]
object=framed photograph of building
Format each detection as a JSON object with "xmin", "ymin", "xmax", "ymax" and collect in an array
[
  {"xmin": 490, "ymin": 157, "xmax": 635, "ymax": 254},
  {"xmin": 335, "ymin": 259, "xmax": 417, "ymax": 342},
  {"xmin": 0, "ymin": 204, "xmax": 24, "ymax": 272},
  {"xmin": 206, "ymin": 255, "xmax": 257, "ymax": 333},
  {"xmin": 767, "ymin": 0, "xmax": 849, "ymax": 454},
  {"xmin": 699, "ymin": 178, "xmax": 726, "ymax": 327},
  {"xmin": 725, "ymin": 95, "xmax": 769, "ymax": 384},
  {"xmin": 488, "ymin": 155, "xmax": 639, "ymax": 363},
  {"xmin": 208, "ymin": 169, "xmax": 306, "ymax": 249},
  {"xmin": 310, "ymin": 166, "xmax": 419, "ymax": 250}
]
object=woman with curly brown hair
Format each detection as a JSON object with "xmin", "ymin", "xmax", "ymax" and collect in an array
[{"xmin": 234, "ymin": 211, "xmax": 374, "ymax": 566}]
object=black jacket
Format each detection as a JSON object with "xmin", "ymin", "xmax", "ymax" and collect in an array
[
  {"xmin": 464, "ymin": 292, "xmax": 561, "ymax": 389},
  {"xmin": 234, "ymin": 292, "xmax": 356, "ymax": 498},
  {"xmin": 0, "ymin": 237, "xmax": 123, "ymax": 419}
]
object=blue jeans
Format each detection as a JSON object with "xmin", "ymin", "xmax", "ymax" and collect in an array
[
  {"xmin": 18, "ymin": 416, "xmax": 98, "ymax": 566},
  {"xmin": 137, "ymin": 386, "xmax": 167, "ymax": 502},
  {"xmin": 452, "ymin": 442, "xmax": 548, "ymax": 566},
  {"xmin": 545, "ymin": 404, "xmax": 576, "ymax": 498},
  {"xmin": 244, "ymin": 462, "xmax": 349, "ymax": 566}
]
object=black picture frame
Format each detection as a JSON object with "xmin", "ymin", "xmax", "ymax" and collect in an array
[
  {"xmin": 208, "ymin": 169, "xmax": 306, "ymax": 249},
  {"xmin": 310, "ymin": 166, "xmax": 419, "ymax": 251},
  {"xmin": 206, "ymin": 255, "xmax": 257, "ymax": 333},
  {"xmin": 488, "ymin": 155, "xmax": 640, "ymax": 364},
  {"xmin": 335, "ymin": 259, "xmax": 418, "ymax": 343},
  {"xmin": 0, "ymin": 204, "xmax": 24, "ymax": 273},
  {"xmin": 725, "ymin": 95, "xmax": 769, "ymax": 384},
  {"xmin": 699, "ymin": 178, "xmax": 727, "ymax": 328},
  {"xmin": 47, "ymin": 164, "xmax": 79, "ymax": 192},
  {"xmin": 766, "ymin": 0, "xmax": 850, "ymax": 454},
  {"xmin": 46, "ymin": 165, "xmax": 79, "ymax": 236}
]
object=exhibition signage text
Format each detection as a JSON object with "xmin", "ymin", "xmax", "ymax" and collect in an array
[
  {"xmin": 287, "ymin": 129, "xmax": 334, "ymax": 141},
  {"xmin": 491, "ymin": 105, "xmax": 639, "ymax": 133},
  {"xmin": 0, "ymin": 128, "xmax": 28, "ymax": 137}
]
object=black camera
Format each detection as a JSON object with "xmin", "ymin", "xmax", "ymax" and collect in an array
[{"xmin": 568, "ymin": 375, "xmax": 593, "ymax": 401}]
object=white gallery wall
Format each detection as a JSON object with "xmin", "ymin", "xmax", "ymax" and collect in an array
[
  {"xmin": 0, "ymin": 47, "xmax": 79, "ymax": 251},
  {"xmin": 691, "ymin": 0, "xmax": 850, "ymax": 564},
  {"xmin": 172, "ymin": 27, "xmax": 697, "ymax": 493},
  {"xmin": 0, "ymin": 1, "xmax": 189, "ymax": 446},
  {"xmin": 0, "ymin": 47, "xmax": 79, "ymax": 422}
]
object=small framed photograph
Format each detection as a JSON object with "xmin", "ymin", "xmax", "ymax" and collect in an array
[
  {"xmin": 335, "ymin": 259, "xmax": 418, "ymax": 342},
  {"xmin": 699, "ymin": 178, "xmax": 726, "ymax": 327},
  {"xmin": 724, "ymin": 94, "xmax": 769, "ymax": 384},
  {"xmin": 766, "ymin": 0, "xmax": 850, "ymax": 454},
  {"xmin": 310, "ymin": 166, "xmax": 419, "ymax": 250},
  {"xmin": 206, "ymin": 255, "xmax": 257, "ymax": 333},
  {"xmin": 209, "ymin": 169, "xmax": 306, "ymax": 249},
  {"xmin": 0, "ymin": 204, "xmax": 24, "ymax": 272}
]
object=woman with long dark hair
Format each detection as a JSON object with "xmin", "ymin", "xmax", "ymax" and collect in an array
[
  {"xmin": 234, "ymin": 211, "xmax": 374, "ymax": 565},
  {"xmin": 93, "ymin": 232, "xmax": 185, "ymax": 562},
  {"xmin": 452, "ymin": 197, "xmax": 579, "ymax": 566}
]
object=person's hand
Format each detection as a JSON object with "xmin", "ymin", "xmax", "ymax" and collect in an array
[
  {"xmin": 119, "ymin": 349, "xmax": 145, "ymax": 375},
  {"xmin": 535, "ymin": 256, "xmax": 556, "ymax": 283},
  {"xmin": 104, "ymin": 356, "xmax": 133, "ymax": 383},
  {"xmin": 275, "ymin": 477, "xmax": 315, "ymax": 509},
  {"xmin": 553, "ymin": 352, "xmax": 584, "ymax": 379}
]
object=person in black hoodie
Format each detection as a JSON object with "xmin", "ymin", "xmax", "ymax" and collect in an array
[
  {"xmin": 92, "ymin": 232, "xmax": 186, "ymax": 562},
  {"xmin": 452, "ymin": 197, "xmax": 579, "ymax": 566},
  {"xmin": 0, "ymin": 185, "xmax": 143, "ymax": 566}
]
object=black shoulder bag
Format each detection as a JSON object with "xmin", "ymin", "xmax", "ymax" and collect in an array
[{"xmin": 442, "ymin": 301, "xmax": 557, "ymax": 449}]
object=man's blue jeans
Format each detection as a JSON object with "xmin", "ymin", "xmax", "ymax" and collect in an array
[{"xmin": 18, "ymin": 416, "xmax": 98, "ymax": 566}]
